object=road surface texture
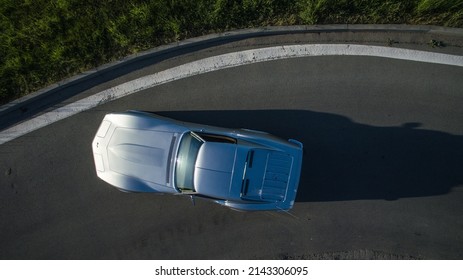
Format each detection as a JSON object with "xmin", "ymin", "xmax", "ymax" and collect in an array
[{"xmin": 1, "ymin": 26, "xmax": 462, "ymax": 259}]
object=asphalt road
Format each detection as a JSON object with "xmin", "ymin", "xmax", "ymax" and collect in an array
[{"xmin": 1, "ymin": 28, "xmax": 463, "ymax": 259}]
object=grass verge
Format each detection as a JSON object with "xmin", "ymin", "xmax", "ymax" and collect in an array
[{"xmin": 1, "ymin": 0, "xmax": 462, "ymax": 105}]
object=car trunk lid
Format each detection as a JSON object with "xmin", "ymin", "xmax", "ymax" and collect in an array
[{"xmin": 241, "ymin": 149, "xmax": 294, "ymax": 202}]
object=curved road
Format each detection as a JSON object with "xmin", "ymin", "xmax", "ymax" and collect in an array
[{"xmin": 1, "ymin": 26, "xmax": 463, "ymax": 259}]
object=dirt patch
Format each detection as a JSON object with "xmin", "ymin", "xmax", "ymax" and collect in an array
[{"xmin": 279, "ymin": 249, "xmax": 421, "ymax": 260}]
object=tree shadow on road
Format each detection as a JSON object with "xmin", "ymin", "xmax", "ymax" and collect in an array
[{"xmin": 157, "ymin": 109, "xmax": 463, "ymax": 202}]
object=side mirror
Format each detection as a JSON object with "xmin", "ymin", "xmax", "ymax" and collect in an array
[{"xmin": 190, "ymin": 195, "xmax": 196, "ymax": 206}]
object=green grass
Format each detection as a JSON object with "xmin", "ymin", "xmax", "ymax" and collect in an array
[{"xmin": 1, "ymin": 0, "xmax": 462, "ymax": 105}]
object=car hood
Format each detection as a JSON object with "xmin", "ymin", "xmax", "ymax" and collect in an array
[{"xmin": 107, "ymin": 127, "xmax": 177, "ymax": 187}]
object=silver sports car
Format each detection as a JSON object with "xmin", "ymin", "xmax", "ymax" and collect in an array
[{"xmin": 92, "ymin": 111, "xmax": 303, "ymax": 211}]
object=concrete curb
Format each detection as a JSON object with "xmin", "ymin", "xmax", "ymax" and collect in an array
[{"xmin": 1, "ymin": 24, "xmax": 462, "ymax": 116}]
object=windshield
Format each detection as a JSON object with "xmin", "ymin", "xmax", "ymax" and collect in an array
[{"xmin": 175, "ymin": 132, "xmax": 203, "ymax": 192}]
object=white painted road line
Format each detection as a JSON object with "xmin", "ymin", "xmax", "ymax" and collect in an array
[{"xmin": 1, "ymin": 44, "xmax": 463, "ymax": 145}]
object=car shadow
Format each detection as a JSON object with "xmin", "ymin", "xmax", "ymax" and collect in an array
[{"xmin": 155, "ymin": 110, "xmax": 463, "ymax": 202}]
